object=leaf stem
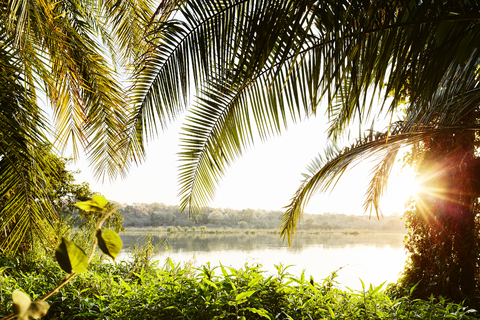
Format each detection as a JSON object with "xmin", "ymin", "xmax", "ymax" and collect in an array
[{"xmin": 0, "ymin": 205, "xmax": 122, "ymax": 320}]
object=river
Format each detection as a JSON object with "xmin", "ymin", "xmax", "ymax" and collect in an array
[{"xmin": 118, "ymin": 231, "xmax": 407, "ymax": 291}]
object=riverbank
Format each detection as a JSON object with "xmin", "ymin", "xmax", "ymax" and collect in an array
[
  {"xmin": 0, "ymin": 252, "xmax": 476, "ymax": 319},
  {"xmin": 123, "ymin": 226, "xmax": 405, "ymax": 236}
]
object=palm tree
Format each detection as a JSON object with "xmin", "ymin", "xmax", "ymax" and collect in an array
[
  {"xmin": 0, "ymin": 0, "xmax": 165, "ymax": 252},
  {"xmin": 132, "ymin": 0, "xmax": 480, "ymax": 301}
]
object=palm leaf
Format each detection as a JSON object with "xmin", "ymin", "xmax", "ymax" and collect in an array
[
  {"xmin": 281, "ymin": 65, "xmax": 480, "ymax": 244},
  {"xmin": 0, "ymin": 40, "xmax": 58, "ymax": 252},
  {"xmin": 0, "ymin": 0, "xmax": 157, "ymax": 251},
  {"xmin": 133, "ymin": 0, "xmax": 480, "ymax": 219}
]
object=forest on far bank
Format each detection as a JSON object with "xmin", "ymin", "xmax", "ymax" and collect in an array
[{"xmin": 117, "ymin": 202, "xmax": 406, "ymax": 232}]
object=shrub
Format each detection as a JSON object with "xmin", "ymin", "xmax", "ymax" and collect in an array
[
  {"xmin": 1, "ymin": 257, "xmax": 478, "ymax": 319},
  {"xmin": 166, "ymin": 226, "xmax": 178, "ymax": 233}
]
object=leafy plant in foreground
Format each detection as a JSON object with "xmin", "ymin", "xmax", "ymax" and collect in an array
[
  {"xmin": 0, "ymin": 253, "xmax": 478, "ymax": 319},
  {"xmin": 0, "ymin": 195, "xmax": 122, "ymax": 320}
]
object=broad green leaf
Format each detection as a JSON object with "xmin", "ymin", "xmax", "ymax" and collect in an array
[
  {"xmin": 235, "ymin": 290, "xmax": 256, "ymax": 302},
  {"xmin": 219, "ymin": 263, "xmax": 229, "ymax": 277},
  {"xmin": 247, "ymin": 277, "xmax": 260, "ymax": 288},
  {"xmin": 327, "ymin": 306, "xmax": 336, "ymax": 318},
  {"xmin": 203, "ymin": 278, "xmax": 218, "ymax": 289},
  {"xmin": 96, "ymin": 229, "xmax": 123, "ymax": 260},
  {"xmin": 12, "ymin": 290, "xmax": 50, "ymax": 320},
  {"xmin": 229, "ymin": 280, "xmax": 237, "ymax": 293},
  {"xmin": 168, "ymin": 257, "xmax": 175, "ymax": 270},
  {"xmin": 243, "ymin": 307, "xmax": 271, "ymax": 319},
  {"xmin": 120, "ymin": 279, "xmax": 132, "ymax": 291},
  {"xmin": 12, "ymin": 290, "xmax": 30, "ymax": 316},
  {"xmin": 74, "ymin": 195, "xmax": 108, "ymax": 212},
  {"xmin": 55, "ymin": 238, "xmax": 88, "ymax": 274}
]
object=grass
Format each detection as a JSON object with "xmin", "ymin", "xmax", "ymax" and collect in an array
[{"xmin": 0, "ymin": 250, "xmax": 477, "ymax": 319}]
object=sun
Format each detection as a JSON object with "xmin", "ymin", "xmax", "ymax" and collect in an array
[{"xmin": 380, "ymin": 166, "xmax": 422, "ymax": 214}]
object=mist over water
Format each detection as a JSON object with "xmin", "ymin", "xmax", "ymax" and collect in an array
[{"xmin": 119, "ymin": 232, "xmax": 406, "ymax": 291}]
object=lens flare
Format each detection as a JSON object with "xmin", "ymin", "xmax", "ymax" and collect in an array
[{"xmin": 380, "ymin": 167, "xmax": 423, "ymax": 214}]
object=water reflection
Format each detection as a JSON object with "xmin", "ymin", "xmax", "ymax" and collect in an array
[
  {"xmin": 121, "ymin": 232, "xmax": 404, "ymax": 251},
  {"xmin": 119, "ymin": 232, "xmax": 406, "ymax": 290}
]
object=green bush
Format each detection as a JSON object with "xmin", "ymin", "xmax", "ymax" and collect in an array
[
  {"xmin": 166, "ymin": 226, "xmax": 177, "ymax": 233},
  {"xmin": 0, "ymin": 254, "xmax": 477, "ymax": 320}
]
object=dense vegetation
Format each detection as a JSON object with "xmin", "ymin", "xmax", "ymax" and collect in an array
[
  {"xmin": 118, "ymin": 203, "xmax": 405, "ymax": 232},
  {"xmin": 0, "ymin": 0, "xmax": 153, "ymax": 251},
  {"xmin": 0, "ymin": 249, "xmax": 477, "ymax": 320},
  {"xmin": 126, "ymin": 0, "xmax": 480, "ymax": 303},
  {"xmin": 3, "ymin": 0, "xmax": 480, "ymax": 315}
]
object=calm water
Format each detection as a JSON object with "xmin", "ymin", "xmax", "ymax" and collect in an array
[{"xmin": 118, "ymin": 232, "xmax": 407, "ymax": 291}]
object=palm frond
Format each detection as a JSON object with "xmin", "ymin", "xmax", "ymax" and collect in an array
[
  {"xmin": 101, "ymin": 0, "xmax": 156, "ymax": 65},
  {"xmin": 0, "ymin": 42, "xmax": 58, "ymax": 252},
  {"xmin": 177, "ymin": 40, "xmax": 325, "ymax": 215},
  {"xmin": 362, "ymin": 146, "xmax": 400, "ymax": 218},
  {"xmin": 0, "ymin": 0, "xmax": 159, "ymax": 250},
  {"xmin": 133, "ymin": 0, "xmax": 480, "ymax": 218},
  {"xmin": 280, "ymin": 118, "xmax": 480, "ymax": 244},
  {"xmin": 178, "ymin": 80, "xmax": 255, "ymax": 215},
  {"xmin": 131, "ymin": 0, "xmax": 317, "ymax": 139}
]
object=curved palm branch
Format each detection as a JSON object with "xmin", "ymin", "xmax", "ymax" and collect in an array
[
  {"xmin": 131, "ymin": 0, "xmax": 317, "ymax": 140},
  {"xmin": 281, "ymin": 65, "xmax": 480, "ymax": 244},
  {"xmin": 3, "ymin": 0, "xmax": 159, "ymax": 179},
  {"xmin": 0, "ymin": 0, "xmax": 158, "ymax": 250},
  {"xmin": 0, "ymin": 38, "xmax": 58, "ymax": 252},
  {"xmin": 133, "ymin": 0, "xmax": 480, "ymax": 218}
]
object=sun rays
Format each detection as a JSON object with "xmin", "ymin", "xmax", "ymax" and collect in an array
[
  {"xmin": 380, "ymin": 166, "xmax": 422, "ymax": 214},
  {"xmin": 384, "ymin": 158, "xmax": 474, "ymax": 220}
]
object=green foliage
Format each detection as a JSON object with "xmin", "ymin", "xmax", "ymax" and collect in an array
[
  {"xmin": 392, "ymin": 133, "xmax": 480, "ymax": 303},
  {"xmin": 1, "ymin": 0, "xmax": 154, "ymax": 253},
  {"xmin": 55, "ymin": 238, "xmax": 88, "ymax": 274},
  {"xmin": 394, "ymin": 198, "xmax": 480, "ymax": 303},
  {"xmin": 0, "ymin": 148, "xmax": 121, "ymax": 255},
  {"xmin": 74, "ymin": 196, "xmax": 108, "ymax": 213},
  {"xmin": 126, "ymin": 234, "xmax": 165, "ymax": 275},
  {"xmin": 0, "ymin": 146, "xmax": 65, "ymax": 254},
  {"xmin": 120, "ymin": 203, "xmax": 405, "ymax": 232},
  {"xmin": 96, "ymin": 229, "xmax": 123, "ymax": 261},
  {"xmin": 0, "ymin": 254, "xmax": 477, "ymax": 319},
  {"xmin": 11, "ymin": 290, "xmax": 49, "ymax": 320},
  {"xmin": 0, "ymin": 195, "xmax": 123, "ymax": 320}
]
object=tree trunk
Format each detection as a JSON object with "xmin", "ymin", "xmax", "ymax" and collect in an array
[
  {"xmin": 401, "ymin": 130, "xmax": 479, "ymax": 303},
  {"xmin": 439, "ymin": 131, "xmax": 477, "ymax": 298}
]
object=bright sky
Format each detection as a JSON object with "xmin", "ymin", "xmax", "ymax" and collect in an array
[{"xmin": 67, "ymin": 113, "xmax": 415, "ymax": 216}]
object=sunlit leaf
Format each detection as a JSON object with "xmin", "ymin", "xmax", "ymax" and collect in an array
[
  {"xmin": 243, "ymin": 307, "xmax": 270, "ymax": 319},
  {"xmin": 203, "ymin": 278, "xmax": 218, "ymax": 289},
  {"xmin": 96, "ymin": 229, "xmax": 123, "ymax": 260},
  {"xmin": 12, "ymin": 290, "xmax": 49, "ymax": 320},
  {"xmin": 235, "ymin": 290, "xmax": 255, "ymax": 302},
  {"xmin": 12, "ymin": 290, "xmax": 30, "ymax": 317},
  {"xmin": 55, "ymin": 238, "xmax": 88, "ymax": 274},
  {"xmin": 74, "ymin": 195, "xmax": 108, "ymax": 212}
]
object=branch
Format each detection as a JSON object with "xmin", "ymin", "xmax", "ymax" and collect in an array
[{"xmin": 0, "ymin": 204, "xmax": 122, "ymax": 320}]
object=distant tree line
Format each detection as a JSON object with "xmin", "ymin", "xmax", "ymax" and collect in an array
[{"xmin": 117, "ymin": 203, "xmax": 405, "ymax": 232}]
